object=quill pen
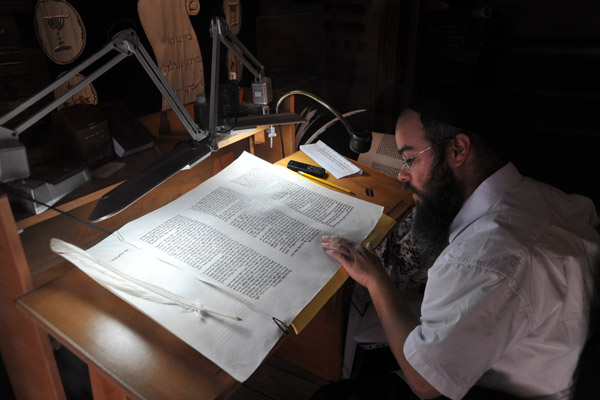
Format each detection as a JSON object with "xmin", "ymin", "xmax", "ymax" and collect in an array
[
  {"xmin": 50, "ymin": 238, "xmax": 242, "ymax": 321},
  {"xmin": 294, "ymin": 107, "xmax": 320, "ymax": 149},
  {"xmin": 304, "ymin": 109, "xmax": 366, "ymax": 146}
]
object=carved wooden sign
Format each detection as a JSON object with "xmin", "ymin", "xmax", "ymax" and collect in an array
[
  {"xmin": 225, "ymin": 0, "xmax": 243, "ymax": 81},
  {"xmin": 53, "ymin": 72, "xmax": 98, "ymax": 110},
  {"xmin": 138, "ymin": 0, "xmax": 205, "ymax": 110},
  {"xmin": 34, "ymin": 0, "xmax": 86, "ymax": 65},
  {"xmin": 186, "ymin": 0, "xmax": 200, "ymax": 16}
]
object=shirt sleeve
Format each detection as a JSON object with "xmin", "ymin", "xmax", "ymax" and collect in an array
[{"xmin": 404, "ymin": 257, "xmax": 529, "ymax": 400}]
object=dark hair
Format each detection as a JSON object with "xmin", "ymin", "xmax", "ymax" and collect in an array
[{"xmin": 420, "ymin": 113, "xmax": 506, "ymax": 179}]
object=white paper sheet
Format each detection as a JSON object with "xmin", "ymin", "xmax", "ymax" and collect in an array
[
  {"xmin": 52, "ymin": 151, "xmax": 383, "ymax": 382},
  {"xmin": 300, "ymin": 140, "xmax": 363, "ymax": 178},
  {"xmin": 357, "ymin": 132, "xmax": 403, "ymax": 178}
]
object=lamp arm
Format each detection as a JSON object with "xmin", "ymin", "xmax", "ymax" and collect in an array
[
  {"xmin": 119, "ymin": 30, "xmax": 208, "ymax": 142},
  {"xmin": 276, "ymin": 90, "xmax": 355, "ymax": 138},
  {"xmin": 207, "ymin": 17, "xmax": 222, "ymax": 150},
  {"xmin": 207, "ymin": 17, "xmax": 273, "ymax": 148},
  {"xmin": 212, "ymin": 17, "xmax": 264, "ymax": 81},
  {"xmin": 0, "ymin": 29, "xmax": 209, "ymax": 143},
  {"xmin": 276, "ymin": 90, "xmax": 372, "ymax": 153},
  {"xmin": 0, "ymin": 41, "xmax": 124, "ymax": 138}
]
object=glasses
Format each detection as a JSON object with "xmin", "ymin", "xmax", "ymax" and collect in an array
[{"xmin": 400, "ymin": 144, "xmax": 436, "ymax": 171}]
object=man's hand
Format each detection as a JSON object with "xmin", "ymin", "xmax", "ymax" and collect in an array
[
  {"xmin": 321, "ymin": 235, "xmax": 442, "ymax": 399},
  {"xmin": 321, "ymin": 235, "xmax": 388, "ymax": 290}
]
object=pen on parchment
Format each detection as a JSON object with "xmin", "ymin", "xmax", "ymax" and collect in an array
[{"xmin": 297, "ymin": 171, "xmax": 355, "ymax": 195}]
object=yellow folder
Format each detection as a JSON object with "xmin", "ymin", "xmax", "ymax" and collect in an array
[{"xmin": 290, "ymin": 213, "xmax": 397, "ymax": 334}]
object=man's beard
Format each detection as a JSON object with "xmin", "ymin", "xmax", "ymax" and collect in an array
[{"xmin": 405, "ymin": 162, "xmax": 464, "ymax": 257}]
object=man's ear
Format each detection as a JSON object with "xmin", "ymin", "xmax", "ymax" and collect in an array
[{"xmin": 449, "ymin": 133, "xmax": 471, "ymax": 167}]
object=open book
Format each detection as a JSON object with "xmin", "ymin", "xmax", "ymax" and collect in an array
[
  {"xmin": 51, "ymin": 152, "xmax": 384, "ymax": 381},
  {"xmin": 357, "ymin": 132, "xmax": 404, "ymax": 178}
]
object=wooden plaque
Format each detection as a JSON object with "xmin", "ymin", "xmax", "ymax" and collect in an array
[
  {"xmin": 138, "ymin": 0, "xmax": 205, "ymax": 111},
  {"xmin": 34, "ymin": 0, "xmax": 86, "ymax": 65},
  {"xmin": 223, "ymin": 0, "xmax": 242, "ymax": 36},
  {"xmin": 53, "ymin": 72, "xmax": 98, "ymax": 110},
  {"xmin": 186, "ymin": 0, "xmax": 200, "ymax": 16},
  {"xmin": 224, "ymin": 0, "xmax": 243, "ymax": 80}
]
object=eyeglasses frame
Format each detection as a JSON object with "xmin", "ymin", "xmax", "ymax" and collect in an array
[{"xmin": 400, "ymin": 143, "xmax": 437, "ymax": 171}]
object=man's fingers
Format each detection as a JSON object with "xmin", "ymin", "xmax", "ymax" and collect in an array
[
  {"xmin": 322, "ymin": 236, "xmax": 371, "ymax": 253},
  {"xmin": 322, "ymin": 242, "xmax": 350, "ymax": 259},
  {"xmin": 321, "ymin": 235, "xmax": 348, "ymax": 245},
  {"xmin": 322, "ymin": 239, "xmax": 358, "ymax": 262}
]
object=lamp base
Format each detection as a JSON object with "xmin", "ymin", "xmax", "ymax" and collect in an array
[
  {"xmin": 0, "ymin": 139, "xmax": 30, "ymax": 183},
  {"xmin": 8, "ymin": 161, "xmax": 92, "ymax": 214}
]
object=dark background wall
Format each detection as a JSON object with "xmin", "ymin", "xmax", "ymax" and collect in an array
[{"xmin": 414, "ymin": 0, "xmax": 600, "ymax": 210}]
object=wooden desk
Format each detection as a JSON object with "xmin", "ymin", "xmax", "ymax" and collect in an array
[
  {"xmin": 4, "ymin": 137, "xmax": 410, "ymax": 399},
  {"xmin": 0, "ymin": 104, "xmax": 291, "ymax": 400}
]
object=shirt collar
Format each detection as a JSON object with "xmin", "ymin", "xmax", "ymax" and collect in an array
[{"xmin": 448, "ymin": 162, "xmax": 523, "ymax": 243}]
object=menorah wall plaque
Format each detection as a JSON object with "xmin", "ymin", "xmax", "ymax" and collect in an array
[{"xmin": 34, "ymin": 0, "xmax": 86, "ymax": 65}]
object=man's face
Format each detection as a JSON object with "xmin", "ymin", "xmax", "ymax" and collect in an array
[
  {"xmin": 395, "ymin": 110, "xmax": 464, "ymax": 256},
  {"xmin": 395, "ymin": 109, "xmax": 435, "ymax": 204}
]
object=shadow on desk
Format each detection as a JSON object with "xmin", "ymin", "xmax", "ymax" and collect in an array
[
  {"xmin": 0, "ymin": 343, "xmax": 329, "ymax": 400},
  {"xmin": 1, "ymin": 356, "xmax": 16, "ymax": 400},
  {"xmin": 1, "ymin": 343, "xmax": 90, "ymax": 400}
]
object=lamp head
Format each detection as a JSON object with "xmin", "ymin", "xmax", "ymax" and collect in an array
[{"xmin": 349, "ymin": 129, "xmax": 372, "ymax": 153}]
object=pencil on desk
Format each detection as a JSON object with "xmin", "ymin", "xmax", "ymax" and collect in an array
[{"xmin": 297, "ymin": 171, "xmax": 355, "ymax": 195}]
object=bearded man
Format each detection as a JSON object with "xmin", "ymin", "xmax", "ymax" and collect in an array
[{"xmin": 315, "ymin": 92, "xmax": 600, "ymax": 400}]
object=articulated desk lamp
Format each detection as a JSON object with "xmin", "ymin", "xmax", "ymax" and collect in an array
[
  {"xmin": 209, "ymin": 17, "xmax": 372, "ymax": 155},
  {"xmin": 0, "ymin": 17, "xmax": 303, "ymax": 223}
]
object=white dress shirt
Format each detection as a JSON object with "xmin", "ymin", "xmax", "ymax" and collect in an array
[{"xmin": 404, "ymin": 162, "xmax": 600, "ymax": 399}]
